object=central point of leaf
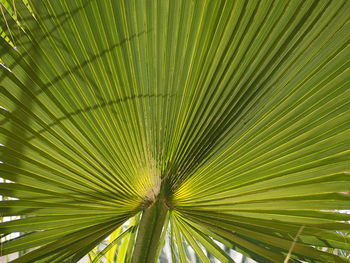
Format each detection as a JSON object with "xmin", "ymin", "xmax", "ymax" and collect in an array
[
  {"xmin": 140, "ymin": 171, "xmax": 161, "ymax": 210},
  {"xmin": 141, "ymin": 173, "xmax": 172, "ymax": 210},
  {"xmin": 144, "ymin": 179, "xmax": 161, "ymax": 203}
]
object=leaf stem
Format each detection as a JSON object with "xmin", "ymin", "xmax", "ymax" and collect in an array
[{"xmin": 132, "ymin": 188, "xmax": 169, "ymax": 263}]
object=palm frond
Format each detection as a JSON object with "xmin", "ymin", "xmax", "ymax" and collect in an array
[{"xmin": 1, "ymin": 0, "xmax": 350, "ymax": 262}]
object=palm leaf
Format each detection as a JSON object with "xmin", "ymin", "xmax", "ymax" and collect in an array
[{"xmin": 1, "ymin": 0, "xmax": 350, "ymax": 262}]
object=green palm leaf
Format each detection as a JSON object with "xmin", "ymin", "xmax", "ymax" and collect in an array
[{"xmin": 1, "ymin": 0, "xmax": 350, "ymax": 262}]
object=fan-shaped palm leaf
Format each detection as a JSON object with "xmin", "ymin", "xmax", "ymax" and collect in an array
[{"xmin": 1, "ymin": 0, "xmax": 350, "ymax": 262}]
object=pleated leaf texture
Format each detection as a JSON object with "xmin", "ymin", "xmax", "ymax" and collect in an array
[{"xmin": 1, "ymin": 0, "xmax": 350, "ymax": 262}]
